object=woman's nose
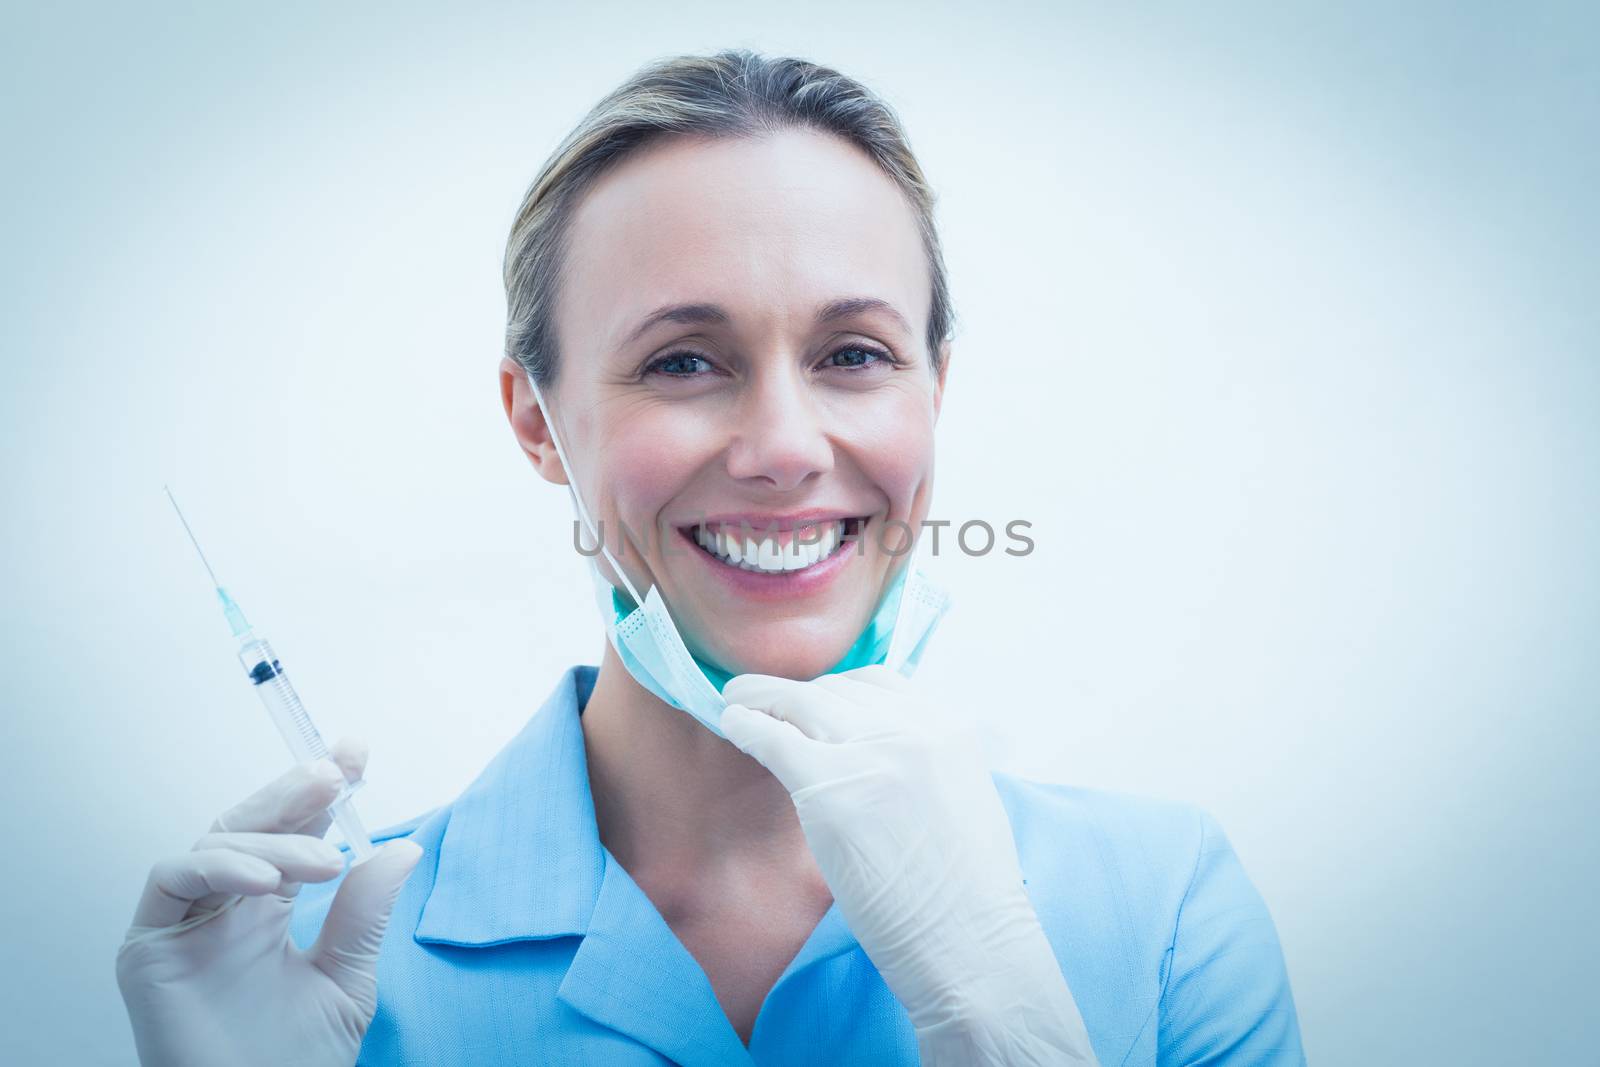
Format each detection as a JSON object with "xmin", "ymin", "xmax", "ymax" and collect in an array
[{"xmin": 723, "ymin": 375, "xmax": 835, "ymax": 491}]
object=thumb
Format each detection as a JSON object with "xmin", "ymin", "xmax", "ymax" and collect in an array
[
  {"xmin": 720, "ymin": 702, "xmax": 820, "ymax": 792},
  {"xmin": 310, "ymin": 840, "xmax": 423, "ymax": 1009}
]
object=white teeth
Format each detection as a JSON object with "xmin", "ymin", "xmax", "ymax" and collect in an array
[
  {"xmin": 694, "ymin": 521, "xmax": 848, "ymax": 573},
  {"xmin": 757, "ymin": 538, "xmax": 781, "ymax": 571},
  {"xmin": 780, "ymin": 538, "xmax": 805, "ymax": 571}
]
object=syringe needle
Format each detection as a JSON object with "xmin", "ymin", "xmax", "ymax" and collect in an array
[{"xmin": 164, "ymin": 484, "xmax": 222, "ymax": 589}]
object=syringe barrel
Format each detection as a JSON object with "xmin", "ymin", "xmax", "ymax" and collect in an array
[
  {"xmin": 235, "ymin": 633, "xmax": 373, "ymax": 862},
  {"xmin": 330, "ymin": 796, "xmax": 377, "ymax": 864},
  {"xmin": 237, "ymin": 636, "xmax": 329, "ymax": 764}
]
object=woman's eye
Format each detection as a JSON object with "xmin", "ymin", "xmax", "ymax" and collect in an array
[
  {"xmin": 648, "ymin": 352, "xmax": 714, "ymax": 377},
  {"xmin": 823, "ymin": 344, "xmax": 891, "ymax": 370}
]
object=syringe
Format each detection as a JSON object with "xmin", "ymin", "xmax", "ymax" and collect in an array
[{"xmin": 165, "ymin": 486, "xmax": 376, "ymax": 864}]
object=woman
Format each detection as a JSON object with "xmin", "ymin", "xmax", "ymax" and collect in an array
[{"xmin": 117, "ymin": 50, "xmax": 1305, "ymax": 1065}]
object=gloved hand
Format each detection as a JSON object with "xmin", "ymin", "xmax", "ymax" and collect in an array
[
  {"xmin": 116, "ymin": 738, "xmax": 422, "ymax": 1067},
  {"xmin": 721, "ymin": 667, "xmax": 1099, "ymax": 1067}
]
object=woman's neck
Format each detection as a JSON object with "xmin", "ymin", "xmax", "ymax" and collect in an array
[{"xmin": 579, "ymin": 643, "xmax": 825, "ymax": 904}]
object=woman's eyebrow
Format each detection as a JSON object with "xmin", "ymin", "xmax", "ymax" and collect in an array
[
  {"xmin": 622, "ymin": 302, "xmax": 730, "ymax": 346},
  {"xmin": 816, "ymin": 296, "xmax": 911, "ymax": 335},
  {"xmin": 621, "ymin": 296, "xmax": 911, "ymax": 347}
]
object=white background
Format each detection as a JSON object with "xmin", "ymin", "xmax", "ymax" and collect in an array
[{"xmin": 4, "ymin": 2, "xmax": 1596, "ymax": 1063}]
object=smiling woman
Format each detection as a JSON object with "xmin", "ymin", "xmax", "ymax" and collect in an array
[{"xmin": 116, "ymin": 48, "xmax": 1305, "ymax": 1066}]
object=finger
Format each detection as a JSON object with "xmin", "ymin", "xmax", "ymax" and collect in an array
[
  {"xmin": 327, "ymin": 735, "xmax": 369, "ymax": 787},
  {"xmin": 826, "ymin": 666, "xmax": 965, "ymax": 743},
  {"xmin": 290, "ymin": 736, "xmax": 372, "ymax": 838},
  {"xmin": 190, "ymin": 831, "xmax": 346, "ymax": 887},
  {"xmin": 134, "ymin": 848, "xmax": 292, "ymax": 929},
  {"xmin": 177, "ymin": 831, "xmax": 347, "ymax": 915},
  {"xmin": 809, "ymin": 672, "xmax": 898, "ymax": 706},
  {"xmin": 311, "ymin": 840, "xmax": 423, "ymax": 1010},
  {"xmin": 719, "ymin": 703, "xmax": 825, "ymax": 791},
  {"xmin": 212, "ymin": 759, "xmax": 347, "ymax": 836},
  {"xmin": 835, "ymin": 663, "xmax": 915, "ymax": 694},
  {"xmin": 721, "ymin": 674, "xmax": 859, "ymax": 743},
  {"xmin": 807, "ymin": 672, "xmax": 922, "ymax": 734}
]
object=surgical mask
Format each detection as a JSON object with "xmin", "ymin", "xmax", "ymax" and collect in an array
[{"xmin": 527, "ymin": 369, "xmax": 951, "ymax": 740}]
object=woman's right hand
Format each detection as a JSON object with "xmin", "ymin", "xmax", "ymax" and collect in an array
[{"xmin": 115, "ymin": 739, "xmax": 423, "ymax": 1067}]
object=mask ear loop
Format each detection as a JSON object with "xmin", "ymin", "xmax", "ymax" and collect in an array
[
  {"xmin": 883, "ymin": 534, "xmax": 923, "ymax": 671},
  {"xmin": 524, "ymin": 368, "xmax": 644, "ymax": 609}
]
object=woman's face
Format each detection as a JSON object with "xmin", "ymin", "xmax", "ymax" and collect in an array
[{"xmin": 505, "ymin": 128, "xmax": 947, "ymax": 681}]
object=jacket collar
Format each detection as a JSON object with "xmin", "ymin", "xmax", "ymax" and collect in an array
[
  {"xmin": 410, "ymin": 664, "xmax": 863, "ymax": 1065},
  {"xmin": 414, "ymin": 664, "xmax": 605, "ymax": 945}
]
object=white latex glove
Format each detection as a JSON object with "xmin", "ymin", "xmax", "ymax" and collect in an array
[
  {"xmin": 116, "ymin": 739, "xmax": 422, "ymax": 1067},
  {"xmin": 721, "ymin": 666, "xmax": 1099, "ymax": 1067}
]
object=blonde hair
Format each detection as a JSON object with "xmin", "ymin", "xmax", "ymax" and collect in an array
[{"xmin": 503, "ymin": 48, "xmax": 954, "ymax": 386}]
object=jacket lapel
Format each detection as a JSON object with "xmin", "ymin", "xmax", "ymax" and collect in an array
[{"xmin": 558, "ymin": 851, "xmax": 753, "ymax": 1067}]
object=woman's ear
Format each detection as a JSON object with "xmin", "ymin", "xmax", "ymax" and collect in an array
[
  {"xmin": 499, "ymin": 356, "xmax": 570, "ymax": 486},
  {"xmin": 933, "ymin": 340, "xmax": 952, "ymax": 422}
]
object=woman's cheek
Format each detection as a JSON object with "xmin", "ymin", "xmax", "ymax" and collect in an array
[
  {"xmin": 605, "ymin": 417, "xmax": 706, "ymax": 534},
  {"xmin": 851, "ymin": 394, "xmax": 937, "ymax": 518}
]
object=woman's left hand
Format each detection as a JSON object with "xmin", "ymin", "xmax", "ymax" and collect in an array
[{"xmin": 720, "ymin": 666, "xmax": 1100, "ymax": 1067}]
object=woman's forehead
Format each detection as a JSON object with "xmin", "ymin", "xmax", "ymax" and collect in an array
[{"xmin": 559, "ymin": 129, "xmax": 929, "ymax": 353}]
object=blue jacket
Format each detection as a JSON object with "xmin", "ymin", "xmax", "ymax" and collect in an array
[{"xmin": 291, "ymin": 665, "xmax": 1305, "ymax": 1064}]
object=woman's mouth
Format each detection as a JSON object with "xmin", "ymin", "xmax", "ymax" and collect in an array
[{"xmin": 680, "ymin": 517, "xmax": 867, "ymax": 575}]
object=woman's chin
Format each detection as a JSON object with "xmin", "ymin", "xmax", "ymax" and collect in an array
[{"xmin": 712, "ymin": 644, "xmax": 854, "ymax": 683}]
